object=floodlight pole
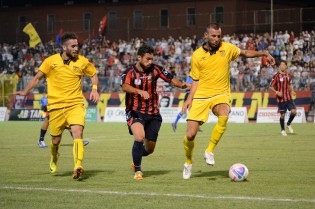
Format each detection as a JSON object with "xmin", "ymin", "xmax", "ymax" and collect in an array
[{"xmin": 271, "ymin": 0, "xmax": 273, "ymax": 38}]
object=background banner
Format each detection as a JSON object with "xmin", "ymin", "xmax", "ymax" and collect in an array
[
  {"xmin": 103, "ymin": 107, "xmax": 249, "ymax": 123},
  {"xmin": 0, "ymin": 107, "xmax": 7, "ymax": 122},
  {"xmin": 11, "ymin": 91, "xmax": 312, "ymax": 121},
  {"xmin": 256, "ymin": 107, "xmax": 306, "ymax": 123}
]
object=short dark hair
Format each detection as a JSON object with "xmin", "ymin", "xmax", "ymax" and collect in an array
[
  {"xmin": 61, "ymin": 32, "xmax": 78, "ymax": 45},
  {"xmin": 277, "ymin": 60, "xmax": 287, "ymax": 66},
  {"xmin": 137, "ymin": 44, "xmax": 154, "ymax": 56},
  {"xmin": 206, "ymin": 23, "xmax": 220, "ymax": 32}
]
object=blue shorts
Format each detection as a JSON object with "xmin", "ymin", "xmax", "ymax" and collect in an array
[
  {"xmin": 278, "ymin": 100, "xmax": 296, "ymax": 114},
  {"xmin": 126, "ymin": 110, "xmax": 162, "ymax": 142}
]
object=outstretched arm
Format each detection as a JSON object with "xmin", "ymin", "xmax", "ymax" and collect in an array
[
  {"xmin": 171, "ymin": 78, "xmax": 191, "ymax": 90},
  {"xmin": 15, "ymin": 71, "xmax": 45, "ymax": 95},
  {"xmin": 240, "ymin": 50, "xmax": 275, "ymax": 66}
]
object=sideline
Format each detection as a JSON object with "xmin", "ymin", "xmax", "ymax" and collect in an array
[{"xmin": 1, "ymin": 185, "xmax": 315, "ymax": 203}]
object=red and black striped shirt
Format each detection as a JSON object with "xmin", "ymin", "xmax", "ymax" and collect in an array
[
  {"xmin": 121, "ymin": 64, "xmax": 173, "ymax": 115},
  {"xmin": 270, "ymin": 72, "xmax": 293, "ymax": 102}
]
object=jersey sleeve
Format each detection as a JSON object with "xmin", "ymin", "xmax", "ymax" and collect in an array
[
  {"xmin": 121, "ymin": 68, "xmax": 133, "ymax": 86},
  {"xmin": 156, "ymin": 65, "xmax": 173, "ymax": 83},
  {"xmin": 82, "ymin": 57, "xmax": 96, "ymax": 77},
  {"xmin": 39, "ymin": 57, "xmax": 51, "ymax": 75},
  {"xmin": 270, "ymin": 73, "xmax": 278, "ymax": 87},
  {"xmin": 190, "ymin": 53, "xmax": 200, "ymax": 80},
  {"xmin": 228, "ymin": 43, "xmax": 240, "ymax": 61}
]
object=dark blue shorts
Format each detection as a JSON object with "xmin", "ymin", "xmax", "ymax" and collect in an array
[
  {"xmin": 278, "ymin": 100, "xmax": 296, "ymax": 114},
  {"xmin": 126, "ymin": 110, "xmax": 162, "ymax": 142}
]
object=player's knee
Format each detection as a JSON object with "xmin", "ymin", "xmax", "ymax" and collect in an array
[
  {"xmin": 291, "ymin": 109, "xmax": 297, "ymax": 116},
  {"xmin": 133, "ymin": 132, "xmax": 145, "ymax": 141},
  {"xmin": 186, "ymin": 132, "xmax": 196, "ymax": 141},
  {"xmin": 145, "ymin": 141, "xmax": 156, "ymax": 154}
]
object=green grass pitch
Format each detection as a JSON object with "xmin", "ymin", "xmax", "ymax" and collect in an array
[{"xmin": 0, "ymin": 121, "xmax": 315, "ymax": 209}]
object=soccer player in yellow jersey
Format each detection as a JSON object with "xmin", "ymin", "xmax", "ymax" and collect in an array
[
  {"xmin": 15, "ymin": 32, "xmax": 99, "ymax": 180},
  {"xmin": 182, "ymin": 23, "xmax": 275, "ymax": 179}
]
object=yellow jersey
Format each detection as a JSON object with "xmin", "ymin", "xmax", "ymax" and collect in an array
[
  {"xmin": 190, "ymin": 42, "xmax": 240, "ymax": 98},
  {"xmin": 39, "ymin": 53, "xmax": 96, "ymax": 110}
]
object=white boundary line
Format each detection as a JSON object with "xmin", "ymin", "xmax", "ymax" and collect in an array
[{"xmin": 1, "ymin": 186, "xmax": 315, "ymax": 203}]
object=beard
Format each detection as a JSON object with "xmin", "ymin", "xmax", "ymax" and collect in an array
[
  {"xmin": 208, "ymin": 40, "xmax": 220, "ymax": 51},
  {"xmin": 66, "ymin": 50, "xmax": 78, "ymax": 61},
  {"xmin": 140, "ymin": 62, "xmax": 151, "ymax": 71}
]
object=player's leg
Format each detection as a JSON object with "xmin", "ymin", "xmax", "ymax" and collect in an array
[
  {"xmin": 67, "ymin": 127, "xmax": 89, "ymax": 146},
  {"xmin": 130, "ymin": 122, "xmax": 145, "ymax": 180},
  {"xmin": 184, "ymin": 120, "xmax": 199, "ymax": 164},
  {"xmin": 142, "ymin": 116, "xmax": 161, "ymax": 156},
  {"xmin": 173, "ymin": 93, "xmax": 189, "ymax": 132},
  {"xmin": 48, "ymin": 109, "xmax": 65, "ymax": 174},
  {"xmin": 183, "ymin": 99, "xmax": 209, "ymax": 179},
  {"xmin": 172, "ymin": 109, "xmax": 185, "ymax": 132},
  {"xmin": 38, "ymin": 117, "xmax": 49, "ymax": 148},
  {"xmin": 67, "ymin": 105, "xmax": 86, "ymax": 179},
  {"xmin": 278, "ymin": 102, "xmax": 287, "ymax": 136},
  {"xmin": 70, "ymin": 125, "xmax": 84, "ymax": 179},
  {"xmin": 50, "ymin": 135, "xmax": 61, "ymax": 173},
  {"xmin": 182, "ymin": 120, "xmax": 199, "ymax": 179},
  {"xmin": 286, "ymin": 101, "xmax": 297, "ymax": 133},
  {"xmin": 205, "ymin": 100, "xmax": 230, "ymax": 165}
]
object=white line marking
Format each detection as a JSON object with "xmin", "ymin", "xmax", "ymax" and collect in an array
[{"xmin": 1, "ymin": 186, "xmax": 315, "ymax": 203}]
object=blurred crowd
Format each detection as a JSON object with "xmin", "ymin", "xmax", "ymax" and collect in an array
[{"xmin": 1, "ymin": 30, "xmax": 315, "ymax": 94}]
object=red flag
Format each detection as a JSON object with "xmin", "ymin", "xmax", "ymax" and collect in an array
[{"xmin": 99, "ymin": 16, "xmax": 107, "ymax": 36}]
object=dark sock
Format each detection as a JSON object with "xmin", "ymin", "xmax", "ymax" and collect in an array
[
  {"xmin": 132, "ymin": 141, "xmax": 143, "ymax": 172},
  {"xmin": 39, "ymin": 129, "xmax": 47, "ymax": 141},
  {"xmin": 142, "ymin": 145, "xmax": 150, "ymax": 157},
  {"xmin": 280, "ymin": 118, "xmax": 285, "ymax": 130},
  {"xmin": 287, "ymin": 114, "xmax": 295, "ymax": 126}
]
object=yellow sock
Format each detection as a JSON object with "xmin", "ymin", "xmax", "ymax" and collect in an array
[
  {"xmin": 73, "ymin": 139, "xmax": 84, "ymax": 169},
  {"xmin": 206, "ymin": 116, "xmax": 228, "ymax": 153},
  {"xmin": 50, "ymin": 141, "xmax": 59, "ymax": 162},
  {"xmin": 184, "ymin": 136, "xmax": 194, "ymax": 164}
]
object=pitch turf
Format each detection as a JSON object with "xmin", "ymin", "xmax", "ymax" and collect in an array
[{"xmin": 0, "ymin": 121, "xmax": 314, "ymax": 209}]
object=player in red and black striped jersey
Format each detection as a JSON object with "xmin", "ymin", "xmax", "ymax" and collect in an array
[
  {"xmin": 270, "ymin": 60, "xmax": 297, "ymax": 136},
  {"xmin": 121, "ymin": 44, "xmax": 190, "ymax": 180}
]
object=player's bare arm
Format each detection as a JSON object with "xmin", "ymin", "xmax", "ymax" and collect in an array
[
  {"xmin": 89, "ymin": 74, "xmax": 100, "ymax": 103},
  {"xmin": 121, "ymin": 83, "xmax": 150, "ymax": 100},
  {"xmin": 269, "ymin": 86, "xmax": 282, "ymax": 97},
  {"xmin": 15, "ymin": 71, "xmax": 45, "ymax": 96},
  {"xmin": 240, "ymin": 49, "xmax": 275, "ymax": 65},
  {"xmin": 171, "ymin": 78, "xmax": 191, "ymax": 90},
  {"xmin": 290, "ymin": 83, "xmax": 296, "ymax": 97},
  {"xmin": 182, "ymin": 80, "xmax": 198, "ymax": 113}
]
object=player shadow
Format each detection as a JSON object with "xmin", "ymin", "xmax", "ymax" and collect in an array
[
  {"xmin": 54, "ymin": 169, "xmax": 114, "ymax": 181},
  {"xmin": 193, "ymin": 170, "xmax": 228, "ymax": 180},
  {"xmin": 143, "ymin": 170, "xmax": 171, "ymax": 177}
]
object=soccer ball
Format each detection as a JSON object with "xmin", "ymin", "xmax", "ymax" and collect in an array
[{"xmin": 229, "ymin": 163, "xmax": 249, "ymax": 181}]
